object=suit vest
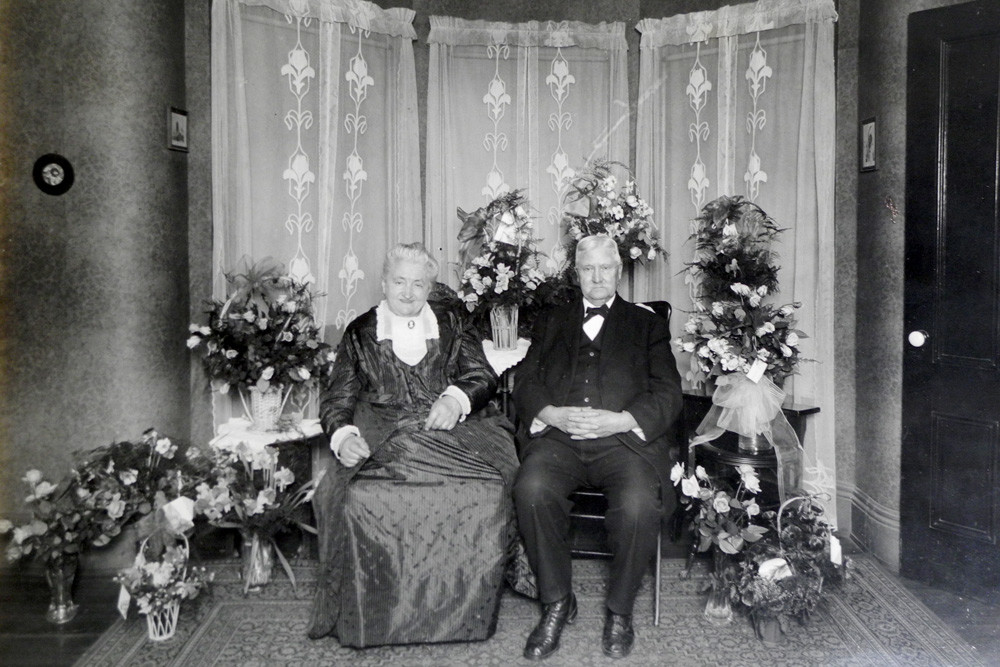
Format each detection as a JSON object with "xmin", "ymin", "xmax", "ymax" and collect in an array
[{"xmin": 565, "ymin": 325, "xmax": 605, "ymax": 408}]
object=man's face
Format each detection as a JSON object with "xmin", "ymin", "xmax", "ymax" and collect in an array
[
  {"xmin": 575, "ymin": 245, "xmax": 621, "ymax": 305},
  {"xmin": 382, "ymin": 259, "xmax": 431, "ymax": 317}
]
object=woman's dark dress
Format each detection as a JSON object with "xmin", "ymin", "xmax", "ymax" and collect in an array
[{"xmin": 307, "ymin": 302, "xmax": 519, "ymax": 647}]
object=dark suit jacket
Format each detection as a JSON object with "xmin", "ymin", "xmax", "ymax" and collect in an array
[{"xmin": 512, "ymin": 294, "xmax": 683, "ymax": 490}]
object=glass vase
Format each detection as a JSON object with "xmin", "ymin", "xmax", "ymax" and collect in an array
[
  {"xmin": 704, "ymin": 550, "xmax": 733, "ymax": 626},
  {"xmin": 240, "ymin": 531, "xmax": 274, "ymax": 591},
  {"xmin": 490, "ymin": 305, "xmax": 519, "ymax": 351},
  {"xmin": 45, "ymin": 554, "xmax": 79, "ymax": 624},
  {"xmin": 753, "ymin": 612, "xmax": 784, "ymax": 647},
  {"xmin": 738, "ymin": 432, "xmax": 772, "ymax": 454}
]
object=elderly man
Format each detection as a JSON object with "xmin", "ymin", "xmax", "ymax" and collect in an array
[
  {"xmin": 513, "ymin": 234, "xmax": 682, "ymax": 660},
  {"xmin": 308, "ymin": 242, "xmax": 519, "ymax": 647}
]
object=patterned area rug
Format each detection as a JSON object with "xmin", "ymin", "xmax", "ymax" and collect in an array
[{"xmin": 76, "ymin": 555, "xmax": 983, "ymax": 666}]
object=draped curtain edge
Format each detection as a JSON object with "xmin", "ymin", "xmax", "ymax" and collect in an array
[{"xmin": 636, "ymin": 0, "xmax": 837, "ymax": 47}]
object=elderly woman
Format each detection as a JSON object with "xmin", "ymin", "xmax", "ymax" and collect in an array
[{"xmin": 307, "ymin": 242, "xmax": 520, "ymax": 647}]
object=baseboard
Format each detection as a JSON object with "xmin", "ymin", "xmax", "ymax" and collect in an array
[{"xmin": 841, "ymin": 482, "xmax": 900, "ymax": 571}]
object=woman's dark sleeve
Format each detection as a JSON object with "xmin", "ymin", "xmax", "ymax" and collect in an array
[
  {"xmin": 319, "ymin": 330, "xmax": 362, "ymax": 435},
  {"xmin": 448, "ymin": 313, "xmax": 498, "ymax": 413}
]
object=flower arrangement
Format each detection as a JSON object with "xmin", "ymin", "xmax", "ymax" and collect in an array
[
  {"xmin": 562, "ymin": 161, "xmax": 665, "ymax": 269},
  {"xmin": 456, "ymin": 191, "xmax": 548, "ymax": 314},
  {"xmin": 675, "ymin": 195, "xmax": 807, "ymax": 388},
  {"xmin": 0, "ymin": 470, "xmax": 108, "ymax": 564},
  {"xmin": 730, "ymin": 496, "xmax": 848, "ymax": 638},
  {"xmin": 676, "ymin": 299, "xmax": 805, "ymax": 386},
  {"xmin": 193, "ymin": 443, "xmax": 316, "ymax": 591},
  {"xmin": 114, "ymin": 539, "xmax": 212, "ymax": 616},
  {"xmin": 186, "ymin": 259, "xmax": 334, "ymax": 406},
  {"xmin": 73, "ymin": 428, "xmax": 209, "ymax": 539},
  {"xmin": 671, "ymin": 461, "xmax": 769, "ymax": 557},
  {"xmin": 0, "ymin": 429, "xmax": 200, "ymax": 565}
]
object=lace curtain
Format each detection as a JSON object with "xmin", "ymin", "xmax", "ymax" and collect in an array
[
  {"xmin": 425, "ymin": 18, "xmax": 629, "ymax": 284},
  {"xmin": 211, "ymin": 0, "xmax": 420, "ymax": 423},
  {"xmin": 635, "ymin": 0, "xmax": 839, "ymax": 520}
]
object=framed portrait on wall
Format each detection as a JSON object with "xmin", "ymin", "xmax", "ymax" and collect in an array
[
  {"xmin": 860, "ymin": 117, "xmax": 876, "ymax": 172},
  {"xmin": 168, "ymin": 107, "xmax": 189, "ymax": 152}
]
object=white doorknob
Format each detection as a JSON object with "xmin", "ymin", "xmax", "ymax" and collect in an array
[{"xmin": 907, "ymin": 330, "xmax": 929, "ymax": 348}]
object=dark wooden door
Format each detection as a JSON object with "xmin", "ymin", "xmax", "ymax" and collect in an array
[{"xmin": 903, "ymin": 0, "xmax": 1000, "ymax": 601}]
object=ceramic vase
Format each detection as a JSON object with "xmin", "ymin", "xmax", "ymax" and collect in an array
[{"xmin": 753, "ymin": 613, "xmax": 784, "ymax": 647}]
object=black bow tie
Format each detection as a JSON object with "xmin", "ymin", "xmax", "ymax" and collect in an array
[{"xmin": 584, "ymin": 304, "xmax": 609, "ymax": 321}]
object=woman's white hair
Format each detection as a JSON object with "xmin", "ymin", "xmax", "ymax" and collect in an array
[
  {"xmin": 382, "ymin": 242, "xmax": 440, "ymax": 280},
  {"xmin": 575, "ymin": 234, "xmax": 621, "ymax": 265}
]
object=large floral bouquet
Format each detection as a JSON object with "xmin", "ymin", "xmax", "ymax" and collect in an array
[
  {"xmin": 73, "ymin": 428, "xmax": 209, "ymax": 536},
  {"xmin": 187, "ymin": 260, "xmax": 334, "ymax": 402},
  {"xmin": 194, "ymin": 443, "xmax": 316, "ymax": 590},
  {"xmin": 563, "ymin": 161, "xmax": 665, "ymax": 269},
  {"xmin": 730, "ymin": 496, "xmax": 848, "ymax": 623},
  {"xmin": 0, "ymin": 429, "xmax": 207, "ymax": 565},
  {"xmin": 676, "ymin": 299, "xmax": 805, "ymax": 385},
  {"xmin": 1, "ymin": 469, "xmax": 120, "ymax": 564},
  {"xmin": 456, "ymin": 191, "xmax": 547, "ymax": 314},
  {"xmin": 675, "ymin": 195, "xmax": 807, "ymax": 388},
  {"xmin": 114, "ymin": 539, "xmax": 212, "ymax": 616}
]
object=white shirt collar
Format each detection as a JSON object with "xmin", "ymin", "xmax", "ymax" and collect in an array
[{"xmin": 375, "ymin": 300, "xmax": 440, "ymax": 342}]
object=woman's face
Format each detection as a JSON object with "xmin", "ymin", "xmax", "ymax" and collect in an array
[{"xmin": 382, "ymin": 259, "xmax": 431, "ymax": 318}]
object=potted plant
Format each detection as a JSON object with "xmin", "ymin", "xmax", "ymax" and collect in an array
[
  {"xmin": 193, "ymin": 442, "xmax": 316, "ymax": 593},
  {"xmin": 671, "ymin": 461, "xmax": 769, "ymax": 625},
  {"xmin": 456, "ymin": 191, "xmax": 549, "ymax": 348},
  {"xmin": 187, "ymin": 259, "xmax": 334, "ymax": 431},
  {"xmin": 729, "ymin": 495, "xmax": 848, "ymax": 646}
]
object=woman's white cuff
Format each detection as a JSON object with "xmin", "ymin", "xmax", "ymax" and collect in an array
[
  {"xmin": 441, "ymin": 385, "xmax": 471, "ymax": 419},
  {"xmin": 329, "ymin": 425, "xmax": 360, "ymax": 461}
]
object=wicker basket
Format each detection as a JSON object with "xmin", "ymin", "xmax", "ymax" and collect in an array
[
  {"xmin": 249, "ymin": 386, "xmax": 284, "ymax": 431},
  {"xmin": 147, "ymin": 600, "xmax": 180, "ymax": 641}
]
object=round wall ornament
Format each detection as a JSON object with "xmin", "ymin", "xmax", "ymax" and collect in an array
[{"xmin": 32, "ymin": 154, "xmax": 74, "ymax": 195}]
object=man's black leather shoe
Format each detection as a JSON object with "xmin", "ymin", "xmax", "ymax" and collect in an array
[
  {"xmin": 602, "ymin": 610, "xmax": 635, "ymax": 659},
  {"xmin": 523, "ymin": 592, "xmax": 577, "ymax": 661}
]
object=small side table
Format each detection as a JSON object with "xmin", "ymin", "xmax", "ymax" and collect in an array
[{"xmin": 482, "ymin": 338, "xmax": 530, "ymax": 421}]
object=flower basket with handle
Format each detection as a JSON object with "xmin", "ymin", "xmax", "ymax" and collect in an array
[{"xmin": 114, "ymin": 530, "xmax": 212, "ymax": 642}]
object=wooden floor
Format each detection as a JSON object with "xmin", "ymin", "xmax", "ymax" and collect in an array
[{"xmin": 1, "ymin": 542, "xmax": 998, "ymax": 666}]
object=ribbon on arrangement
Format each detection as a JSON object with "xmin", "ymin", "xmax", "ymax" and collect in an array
[{"xmin": 688, "ymin": 373, "xmax": 803, "ymax": 500}]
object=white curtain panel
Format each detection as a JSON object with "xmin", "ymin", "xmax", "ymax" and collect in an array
[
  {"xmin": 636, "ymin": 0, "xmax": 839, "ymax": 522},
  {"xmin": 211, "ymin": 0, "xmax": 420, "ymax": 423},
  {"xmin": 425, "ymin": 18, "xmax": 629, "ymax": 285}
]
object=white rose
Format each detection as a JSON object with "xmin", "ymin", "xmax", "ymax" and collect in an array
[
  {"xmin": 759, "ymin": 557, "xmax": 793, "ymax": 581},
  {"xmin": 186, "ymin": 336, "xmax": 201, "ymax": 349},
  {"xmin": 647, "ymin": 248, "xmax": 657, "ymax": 260},
  {"xmin": 23, "ymin": 470, "xmax": 43, "ymax": 485},
  {"xmin": 629, "ymin": 247, "xmax": 642, "ymax": 260},
  {"xmin": 786, "ymin": 332, "xmax": 800, "ymax": 347},
  {"xmin": 670, "ymin": 462, "xmax": 684, "ymax": 484},
  {"xmin": 682, "ymin": 341, "xmax": 696, "ymax": 353}
]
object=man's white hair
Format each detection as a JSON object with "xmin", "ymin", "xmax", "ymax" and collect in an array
[{"xmin": 575, "ymin": 234, "xmax": 621, "ymax": 266}]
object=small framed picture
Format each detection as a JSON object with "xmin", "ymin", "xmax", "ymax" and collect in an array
[
  {"xmin": 860, "ymin": 116, "xmax": 876, "ymax": 172},
  {"xmin": 168, "ymin": 107, "xmax": 189, "ymax": 152}
]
